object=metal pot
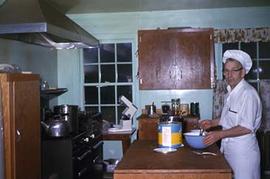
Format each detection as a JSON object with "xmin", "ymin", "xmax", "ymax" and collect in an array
[
  {"xmin": 160, "ymin": 114, "xmax": 183, "ymax": 123},
  {"xmin": 54, "ymin": 105, "xmax": 79, "ymax": 134},
  {"xmin": 41, "ymin": 119, "xmax": 70, "ymax": 137}
]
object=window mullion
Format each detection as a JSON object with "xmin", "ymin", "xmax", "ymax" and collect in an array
[
  {"xmin": 115, "ymin": 43, "xmax": 118, "ymax": 124},
  {"xmin": 98, "ymin": 47, "xmax": 101, "ymax": 112}
]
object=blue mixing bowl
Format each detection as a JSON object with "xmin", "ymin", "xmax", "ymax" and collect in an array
[{"xmin": 183, "ymin": 132, "xmax": 207, "ymax": 149}]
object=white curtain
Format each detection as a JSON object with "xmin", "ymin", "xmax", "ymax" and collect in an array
[{"xmin": 260, "ymin": 80, "xmax": 270, "ymax": 132}]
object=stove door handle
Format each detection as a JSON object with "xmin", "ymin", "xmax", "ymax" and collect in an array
[
  {"xmin": 77, "ymin": 167, "xmax": 88, "ymax": 177},
  {"xmin": 77, "ymin": 149, "xmax": 92, "ymax": 161},
  {"xmin": 93, "ymin": 141, "xmax": 103, "ymax": 150}
]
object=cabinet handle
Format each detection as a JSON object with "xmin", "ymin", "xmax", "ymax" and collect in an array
[{"xmin": 16, "ymin": 129, "xmax": 22, "ymax": 142}]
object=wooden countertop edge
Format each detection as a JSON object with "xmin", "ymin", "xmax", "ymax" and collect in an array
[{"xmin": 114, "ymin": 169, "xmax": 232, "ymax": 174}]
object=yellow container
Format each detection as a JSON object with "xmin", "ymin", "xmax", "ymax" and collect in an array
[{"xmin": 158, "ymin": 121, "xmax": 182, "ymax": 148}]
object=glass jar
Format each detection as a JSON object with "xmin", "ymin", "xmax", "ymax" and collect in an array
[{"xmin": 171, "ymin": 98, "xmax": 181, "ymax": 115}]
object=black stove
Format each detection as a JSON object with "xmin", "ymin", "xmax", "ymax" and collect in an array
[{"xmin": 42, "ymin": 112, "xmax": 103, "ymax": 179}]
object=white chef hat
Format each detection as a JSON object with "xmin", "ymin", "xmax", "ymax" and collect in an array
[{"xmin": 222, "ymin": 50, "xmax": 252, "ymax": 74}]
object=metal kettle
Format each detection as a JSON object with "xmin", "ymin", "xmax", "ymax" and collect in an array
[{"xmin": 41, "ymin": 116, "xmax": 71, "ymax": 137}]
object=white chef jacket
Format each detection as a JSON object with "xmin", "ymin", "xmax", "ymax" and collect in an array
[{"xmin": 219, "ymin": 79, "xmax": 262, "ymax": 179}]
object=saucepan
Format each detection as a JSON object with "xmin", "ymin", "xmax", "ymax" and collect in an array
[{"xmin": 54, "ymin": 104, "xmax": 79, "ymax": 133}]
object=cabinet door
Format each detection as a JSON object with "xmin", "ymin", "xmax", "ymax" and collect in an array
[
  {"xmin": 13, "ymin": 79, "xmax": 40, "ymax": 179},
  {"xmin": 138, "ymin": 28, "xmax": 214, "ymax": 89},
  {"xmin": 138, "ymin": 117, "xmax": 159, "ymax": 140}
]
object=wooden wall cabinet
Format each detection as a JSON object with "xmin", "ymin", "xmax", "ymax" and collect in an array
[
  {"xmin": 0, "ymin": 73, "xmax": 40, "ymax": 179},
  {"xmin": 138, "ymin": 28, "xmax": 215, "ymax": 89}
]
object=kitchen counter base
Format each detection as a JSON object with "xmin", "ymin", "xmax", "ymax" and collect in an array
[{"xmin": 114, "ymin": 140, "xmax": 232, "ymax": 179}]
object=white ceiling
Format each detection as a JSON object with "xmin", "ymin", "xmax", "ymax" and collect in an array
[{"xmin": 49, "ymin": 0, "xmax": 270, "ymax": 14}]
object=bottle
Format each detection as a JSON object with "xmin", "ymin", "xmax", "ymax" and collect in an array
[
  {"xmin": 171, "ymin": 98, "xmax": 181, "ymax": 115},
  {"xmin": 190, "ymin": 102, "xmax": 200, "ymax": 118}
]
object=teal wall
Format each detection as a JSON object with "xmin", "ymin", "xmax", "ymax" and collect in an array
[
  {"xmin": 0, "ymin": 39, "xmax": 58, "ymax": 84},
  {"xmin": 57, "ymin": 49, "xmax": 84, "ymax": 107},
  {"xmin": 0, "ymin": 39, "xmax": 59, "ymax": 105}
]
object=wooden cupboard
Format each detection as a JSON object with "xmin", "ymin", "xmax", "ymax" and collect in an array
[
  {"xmin": 138, "ymin": 28, "xmax": 215, "ymax": 89},
  {"xmin": 0, "ymin": 73, "xmax": 40, "ymax": 179}
]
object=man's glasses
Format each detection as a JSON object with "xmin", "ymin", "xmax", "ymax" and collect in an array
[{"xmin": 223, "ymin": 67, "xmax": 243, "ymax": 74}]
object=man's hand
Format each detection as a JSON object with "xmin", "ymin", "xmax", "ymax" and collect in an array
[
  {"xmin": 199, "ymin": 120, "xmax": 212, "ymax": 130},
  {"xmin": 203, "ymin": 131, "xmax": 223, "ymax": 146}
]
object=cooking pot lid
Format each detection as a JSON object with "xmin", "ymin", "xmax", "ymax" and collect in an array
[{"xmin": 160, "ymin": 114, "xmax": 183, "ymax": 123}]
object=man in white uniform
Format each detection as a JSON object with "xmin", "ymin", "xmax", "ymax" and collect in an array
[{"xmin": 200, "ymin": 49, "xmax": 262, "ymax": 179}]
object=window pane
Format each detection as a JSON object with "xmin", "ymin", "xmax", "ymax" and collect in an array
[
  {"xmin": 117, "ymin": 43, "xmax": 132, "ymax": 62},
  {"xmin": 84, "ymin": 65, "xmax": 98, "ymax": 83},
  {"xmin": 245, "ymin": 60, "xmax": 257, "ymax": 80},
  {"xmin": 259, "ymin": 42, "xmax": 270, "ymax": 58},
  {"xmin": 222, "ymin": 43, "xmax": 238, "ymax": 53},
  {"xmin": 117, "ymin": 64, "xmax": 132, "ymax": 82},
  {"xmin": 118, "ymin": 106, "xmax": 126, "ymax": 123},
  {"xmin": 101, "ymin": 86, "xmax": 115, "ymax": 104},
  {"xmin": 83, "ymin": 42, "xmax": 133, "ymax": 125},
  {"xmin": 117, "ymin": 86, "xmax": 132, "ymax": 104},
  {"xmin": 101, "ymin": 106, "xmax": 115, "ymax": 123},
  {"xmin": 100, "ymin": 44, "xmax": 115, "ymax": 62},
  {"xmin": 258, "ymin": 61, "xmax": 270, "ymax": 79},
  {"xmin": 85, "ymin": 107, "xmax": 99, "ymax": 114},
  {"xmin": 240, "ymin": 42, "xmax": 257, "ymax": 59},
  {"xmin": 84, "ymin": 86, "xmax": 98, "ymax": 104},
  {"xmin": 84, "ymin": 48, "xmax": 98, "ymax": 63},
  {"xmin": 101, "ymin": 65, "xmax": 115, "ymax": 82}
]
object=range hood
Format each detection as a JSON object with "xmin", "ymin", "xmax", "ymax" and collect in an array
[{"xmin": 0, "ymin": 0, "xmax": 99, "ymax": 49}]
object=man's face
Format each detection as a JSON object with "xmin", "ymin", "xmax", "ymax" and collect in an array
[{"xmin": 223, "ymin": 59, "xmax": 245, "ymax": 89}]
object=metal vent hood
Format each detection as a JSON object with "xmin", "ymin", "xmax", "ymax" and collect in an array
[{"xmin": 0, "ymin": 0, "xmax": 99, "ymax": 49}]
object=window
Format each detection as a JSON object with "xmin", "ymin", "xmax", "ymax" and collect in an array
[
  {"xmin": 83, "ymin": 42, "xmax": 134, "ymax": 124},
  {"xmin": 222, "ymin": 41, "xmax": 270, "ymax": 91}
]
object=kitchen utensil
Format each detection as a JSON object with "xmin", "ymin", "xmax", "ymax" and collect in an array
[
  {"xmin": 192, "ymin": 151, "xmax": 217, "ymax": 156},
  {"xmin": 183, "ymin": 131, "xmax": 207, "ymax": 149},
  {"xmin": 199, "ymin": 128, "xmax": 205, "ymax": 136},
  {"xmin": 54, "ymin": 104, "xmax": 79, "ymax": 133},
  {"xmin": 41, "ymin": 117, "xmax": 70, "ymax": 137}
]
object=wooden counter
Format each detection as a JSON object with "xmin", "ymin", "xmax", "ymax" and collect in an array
[
  {"xmin": 114, "ymin": 140, "xmax": 232, "ymax": 179},
  {"xmin": 103, "ymin": 128, "xmax": 136, "ymax": 154}
]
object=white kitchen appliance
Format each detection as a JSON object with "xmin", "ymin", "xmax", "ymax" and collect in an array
[{"xmin": 108, "ymin": 96, "xmax": 137, "ymax": 132}]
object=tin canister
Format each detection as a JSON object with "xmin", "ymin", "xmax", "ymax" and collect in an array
[{"xmin": 158, "ymin": 121, "xmax": 183, "ymax": 148}]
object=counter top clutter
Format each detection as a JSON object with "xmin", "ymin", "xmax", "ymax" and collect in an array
[{"xmin": 114, "ymin": 140, "xmax": 232, "ymax": 179}]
